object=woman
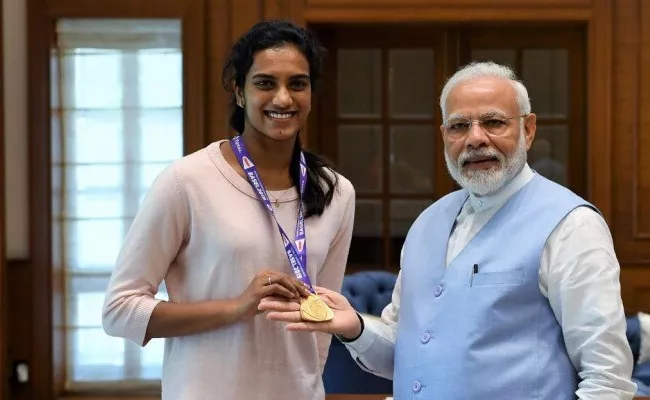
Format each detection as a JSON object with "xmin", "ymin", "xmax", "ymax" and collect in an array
[{"xmin": 102, "ymin": 19, "xmax": 355, "ymax": 399}]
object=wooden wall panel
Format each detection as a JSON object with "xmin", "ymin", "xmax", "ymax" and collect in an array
[
  {"xmin": 611, "ymin": 0, "xmax": 650, "ymax": 314},
  {"xmin": 587, "ymin": 0, "xmax": 613, "ymax": 224},
  {"xmin": 635, "ymin": 1, "xmax": 650, "ymax": 240},
  {"xmin": 612, "ymin": 0, "xmax": 650, "ymax": 262},
  {"xmin": 621, "ymin": 266, "xmax": 650, "ymax": 314}
]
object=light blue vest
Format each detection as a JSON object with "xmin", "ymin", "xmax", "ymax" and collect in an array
[{"xmin": 394, "ymin": 174, "xmax": 595, "ymax": 399}]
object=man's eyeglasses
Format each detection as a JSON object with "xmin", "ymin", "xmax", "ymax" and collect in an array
[{"xmin": 443, "ymin": 114, "xmax": 527, "ymax": 138}]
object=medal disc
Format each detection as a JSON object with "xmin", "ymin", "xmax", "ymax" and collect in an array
[{"xmin": 300, "ymin": 294, "xmax": 334, "ymax": 322}]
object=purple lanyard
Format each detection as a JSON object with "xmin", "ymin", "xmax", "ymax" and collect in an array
[{"xmin": 230, "ymin": 136, "xmax": 313, "ymax": 291}]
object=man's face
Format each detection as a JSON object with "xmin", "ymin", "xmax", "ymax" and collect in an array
[{"xmin": 440, "ymin": 77, "xmax": 536, "ymax": 196}]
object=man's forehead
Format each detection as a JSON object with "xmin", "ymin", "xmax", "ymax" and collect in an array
[
  {"xmin": 446, "ymin": 77, "xmax": 518, "ymax": 115},
  {"xmin": 447, "ymin": 109, "xmax": 508, "ymax": 120}
]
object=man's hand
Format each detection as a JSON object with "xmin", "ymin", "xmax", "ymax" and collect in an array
[{"xmin": 258, "ymin": 286, "xmax": 362, "ymax": 339}]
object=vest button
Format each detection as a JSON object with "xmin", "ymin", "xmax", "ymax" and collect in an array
[
  {"xmin": 434, "ymin": 283, "xmax": 444, "ymax": 297},
  {"xmin": 412, "ymin": 380, "xmax": 422, "ymax": 392},
  {"xmin": 420, "ymin": 331, "xmax": 431, "ymax": 344}
]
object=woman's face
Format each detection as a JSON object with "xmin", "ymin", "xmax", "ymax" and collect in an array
[{"xmin": 237, "ymin": 44, "xmax": 312, "ymax": 142}]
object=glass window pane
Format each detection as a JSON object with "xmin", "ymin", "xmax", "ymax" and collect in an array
[
  {"xmin": 348, "ymin": 200, "xmax": 383, "ymax": 268},
  {"xmin": 65, "ymin": 219, "xmax": 124, "ymax": 271},
  {"xmin": 70, "ymin": 193, "xmax": 123, "ymax": 219},
  {"xmin": 70, "ymin": 50, "xmax": 123, "ymax": 109},
  {"xmin": 69, "ymin": 165, "xmax": 124, "ymax": 191},
  {"xmin": 140, "ymin": 338, "xmax": 164, "ymax": 379},
  {"xmin": 529, "ymin": 125, "xmax": 569, "ymax": 186},
  {"xmin": 337, "ymin": 125, "xmax": 383, "ymax": 193},
  {"xmin": 522, "ymin": 49, "xmax": 569, "ymax": 118},
  {"xmin": 68, "ymin": 328, "xmax": 125, "ymax": 382},
  {"xmin": 390, "ymin": 200, "xmax": 432, "ymax": 266},
  {"xmin": 470, "ymin": 49, "xmax": 517, "ymax": 68},
  {"xmin": 139, "ymin": 49, "xmax": 182, "ymax": 108},
  {"xmin": 390, "ymin": 125, "xmax": 434, "ymax": 193},
  {"xmin": 140, "ymin": 109, "xmax": 183, "ymax": 162},
  {"xmin": 74, "ymin": 292, "xmax": 105, "ymax": 327},
  {"xmin": 65, "ymin": 110, "xmax": 124, "ymax": 163},
  {"xmin": 337, "ymin": 49, "xmax": 382, "ymax": 118},
  {"xmin": 389, "ymin": 49, "xmax": 434, "ymax": 118}
]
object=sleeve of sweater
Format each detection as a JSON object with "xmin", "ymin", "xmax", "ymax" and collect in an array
[
  {"xmin": 315, "ymin": 179, "xmax": 356, "ymax": 372},
  {"xmin": 102, "ymin": 163, "xmax": 189, "ymax": 346}
]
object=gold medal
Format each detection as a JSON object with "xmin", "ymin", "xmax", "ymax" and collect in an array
[{"xmin": 300, "ymin": 294, "xmax": 334, "ymax": 322}]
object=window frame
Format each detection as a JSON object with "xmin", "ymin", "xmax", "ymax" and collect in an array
[{"xmin": 26, "ymin": 0, "xmax": 206, "ymax": 397}]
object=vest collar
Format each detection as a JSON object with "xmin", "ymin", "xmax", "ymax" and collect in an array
[{"xmin": 467, "ymin": 163, "xmax": 535, "ymax": 213}]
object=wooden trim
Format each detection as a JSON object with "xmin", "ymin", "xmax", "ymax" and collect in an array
[
  {"xmin": 46, "ymin": 0, "xmax": 188, "ymax": 17},
  {"xmin": 305, "ymin": 0, "xmax": 592, "ymax": 6},
  {"xmin": 0, "ymin": 0, "xmax": 6, "ymax": 397},
  {"xmin": 27, "ymin": 0, "xmax": 55, "ymax": 397},
  {"xmin": 586, "ymin": 0, "xmax": 613, "ymax": 223},
  {"xmin": 58, "ymin": 398, "xmax": 159, "ymax": 400},
  {"xmin": 632, "ymin": 0, "xmax": 650, "ymax": 239},
  {"xmin": 183, "ymin": 0, "xmax": 207, "ymax": 154},
  {"xmin": 206, "ymin": 0, "xmax": 231, "ymax": 143},
  {"xmin": 304, "ymin": 7, "xmax": 593, "ymax": 23}
]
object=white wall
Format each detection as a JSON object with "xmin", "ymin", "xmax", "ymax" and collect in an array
[{"xmin": 3, "ymin": 0, "xmax": 28, "ymax": 259}]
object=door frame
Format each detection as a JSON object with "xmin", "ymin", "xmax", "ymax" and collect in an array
[{"xmin": 0, "ymin": 0, "xmax": 7, "ymax": 396}]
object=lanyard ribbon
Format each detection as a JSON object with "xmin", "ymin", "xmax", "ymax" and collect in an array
[{"xmin": 230, "ymin": 136, "xmax": 313, "ymax": 291}]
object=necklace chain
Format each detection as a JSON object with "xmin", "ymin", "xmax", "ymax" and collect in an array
[{"xmin": 269, "ymin": 188, "xmax": 291, "ymax": 207}]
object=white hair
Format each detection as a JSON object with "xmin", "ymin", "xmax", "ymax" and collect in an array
[{"xmin": 439, "ymin": 61, "xmax": 531, "ymax": 121}]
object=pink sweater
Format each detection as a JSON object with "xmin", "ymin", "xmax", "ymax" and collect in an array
[{"xmin": 102, "ymin": 141, "xmax": 355, "ymax": 400}]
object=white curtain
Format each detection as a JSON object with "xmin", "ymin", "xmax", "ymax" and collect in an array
[{"xmin": 51, "ymin": 18, "xmax": 183, "ymax": 387}]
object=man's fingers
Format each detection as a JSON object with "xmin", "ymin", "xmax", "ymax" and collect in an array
[
  {"xmin": 258, "ymin": 299, "xmax": 301, "ymax": 312},
  {"xmin": 285, "ymin": 322, "xmax": 328, "ymax": 332},
  {"xmin": 265, "ymin": 310, "xmax": 303, "ymax": 323},
  {"xmin": 314, "ymin": 286, "xmax": 331, "ymax": 296}
]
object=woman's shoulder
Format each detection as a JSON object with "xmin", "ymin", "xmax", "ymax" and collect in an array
[{"xmin": 167, "ymin": 142, "xmax": 224, "ymax": 181}]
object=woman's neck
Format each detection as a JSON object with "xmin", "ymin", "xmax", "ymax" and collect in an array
[{"xmin": 232, "ymin": 130, "xmax": 297, "ymax": 190}]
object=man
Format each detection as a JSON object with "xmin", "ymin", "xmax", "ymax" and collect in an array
[{"xmin": 259, "ymin": 62, "xmax": 637, "ymax": 399}]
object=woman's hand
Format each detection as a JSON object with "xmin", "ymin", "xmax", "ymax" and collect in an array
[
  {"xmin": 258, "ymin": 286, "xmax": 362, "ymax": 339},
  {"xmin": 236, "ymin": 269, "xmax": 311, "ymax": 321}
]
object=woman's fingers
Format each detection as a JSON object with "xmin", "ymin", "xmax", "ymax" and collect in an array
[
  {"xmin": 265, "ymin": 272, "xmax": 311, "ymax": 298},
  {"xmin": 261, "ymin": 283, "xmax": 295, "ymax": 299}
]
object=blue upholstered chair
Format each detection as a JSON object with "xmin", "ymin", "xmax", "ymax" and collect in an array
[
  {"xmin": 322, "ymin": 271, "xmax": 397, "ymax": 394},
  {"xmin": 627, "ymin": 314, "xmax": 650, "ymax": 395}
]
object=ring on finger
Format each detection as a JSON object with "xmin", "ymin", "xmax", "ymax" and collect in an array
[{"xmin": 267, "ymin": 275, "xmax": 272, "ymax": 286}]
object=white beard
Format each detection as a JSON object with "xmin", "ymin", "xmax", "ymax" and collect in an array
[{"xmin": 444, "ymin": 131, "xmax": 527, "ymax": 196}]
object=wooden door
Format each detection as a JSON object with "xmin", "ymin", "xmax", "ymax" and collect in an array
[{"xmin": 312, "ymin": 23, "xmax": 587, "ymax": 273}]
